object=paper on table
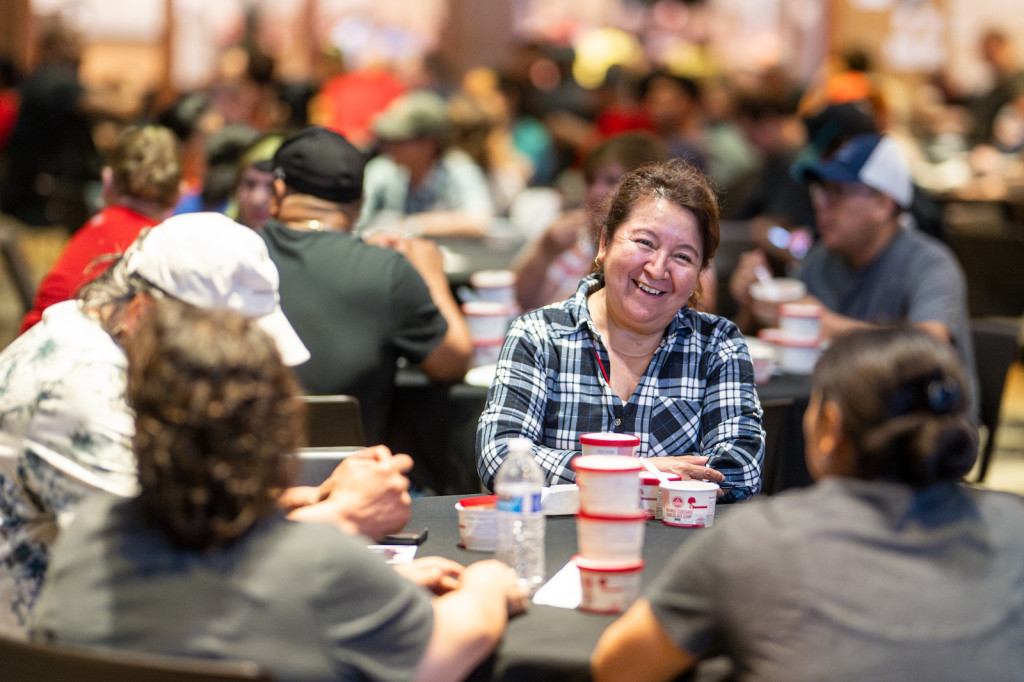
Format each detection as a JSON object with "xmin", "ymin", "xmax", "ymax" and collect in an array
[
  {"xmin": 531, "ymin": 560, "xmax": 581, "ymax": 609},
  {"xmin": 367, "ymin": 545, "xmax": 418, "ymax": 564}
]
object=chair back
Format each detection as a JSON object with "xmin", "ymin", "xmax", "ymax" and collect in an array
[
  {"xmin": 0, "ymin": 634, "xmax": 272, "ymax": 682},
  {"xmin": 970, "ymin": 318, "xmax": 1021, "ymax": 482},
  {"xmin": 759, "ymin": 396, "xmax": 797, "ymax": 496},
  {"xmin": 300, "ymin": 394, "xmax": 366, "ymax": 447}
]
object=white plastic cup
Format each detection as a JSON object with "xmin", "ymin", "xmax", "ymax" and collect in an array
[
  {"xmin": 777, "ymin": 335, "xmax": 821, "ymax": 375},
  {"xmin": 455, "ymin": 495, "xmax": 498, "ymax": 551},
  {"xmin": 579, "ymin": 432, "xmax": 640, "ymax": 457},
  {"xmin": 572, "ymin": 455, "xmax": 643, "ymax": 517},
  {"xmin": 575, "ymin": 555, "xmax": 645, "ymax": 614},
  {"xmin": 779, "ymin": 303, "xmax": 823, "ymax": 342},
  {"xmin": 661, "ymin": 481, "xmax": 719, "ymax": 528},
  {"xmin": 470, "ymin": 269, "xmax": 517, "ymax": 305},
  {"xmin": 575, "ymin": 511, "xmax": 647, "ymax": 562},
  {"xmin": 745, "ymin": 337, "xmax": 776, "ymax": 385},
  {"xmin": 638, "ymin": 471, "xmax": 681, "ymax": 519},
  {"xmin": 462, "ymin": 301, "xmax": 515, "ymax": 341},
  {"xmin": 749, "ymin": 277, "xmax": 806, "ymax": 327}
]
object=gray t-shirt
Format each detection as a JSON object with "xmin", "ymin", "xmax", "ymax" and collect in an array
[
  {"xmin": 30, "ymin": 495, "xmax": 434, "ymax": 682},
  {"xmin": 647, "ymin": 478, "xmax": 1024, "ymax": 681},
  {"xmin": 798, "ymin": 228, "xmax": 977, "ymax": 415}
]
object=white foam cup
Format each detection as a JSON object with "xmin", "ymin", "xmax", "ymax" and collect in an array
[
  {"xmin": 572, "ymin": 455, "xmax": 643, "ymax": 517},
  {"xmin": 469, "ymin": 269, "xmax": 517, "ymax": 305},
  {"xmin": 575, "ymin": 555, "xmax": 645, "ymax": 614},
  {"xmin": 777, "ymin": 335, "xmax": 821, "ymax": 375},
  {"xmin": 462, "ymin": 301, "xmax": 515, "ymax": 341},
  {"xmin": 455, "ymin": 495, "xmax": 498, "ymax": 551},
  {"xmin": 579, "ymin": 432, "xmax": 640, "ymax": 457},
  {"xmin": 661, "ymin": 481, "xmax": 719, "ymax": 528},
  {"xmin": 779, "ymin": 303, "xmax": 823, "ymax": 342},
  {"xmin": 639, "ymin": 471, "xmax": 682, "ymax": 519},
  {"xmin": 749, "ymin": 277, "xmax": 806, "ymax": 327},
  {"xmin": 576, "ymin": 511, "xmax": 647, "ymax": 562}
]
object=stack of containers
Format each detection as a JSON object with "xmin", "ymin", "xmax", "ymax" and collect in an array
[
  {"xmin": 462, "ymin": 269, "xmax": 519, "ymax": 367},
  {"xmin": 571, "ymin": 446, "xmax": 646, "ymax": 614}
]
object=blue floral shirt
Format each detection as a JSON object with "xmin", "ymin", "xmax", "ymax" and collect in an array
[
  {"xmin": 0, "ymin": 301, "xmax": 136, "ymax": 636},
  {"xmin": 476, "ymin": 276, "xmax": 764, "ymax": 502}
]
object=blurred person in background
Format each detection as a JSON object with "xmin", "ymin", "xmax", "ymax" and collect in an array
[
  {"xmin": 0, "ymin": 213, "xmax": 414, "ymax": 637},
  {"xmin": 226, "ymin": 130, "xmax": 285, "ymax": 230},
  {"xmin": 19, "ymin": 124, "xmax": 181, "ymax": 334},
  {"xmin": 592, "ymin": 328, "xmax": 1023, "ymax": 681},
  {"xmin": 357, "ymin": 89, "xmax": 495, "ymax": 238},
  {"xmin": 0, "ymin": 20, "xmax": 141, "ymax": 231},
  {"xmin": 639, "ymin": 70, "xmax": 708, "ymax": 172},
  {"xmin": 262, "ymin": 126, "xmax": 472, "ymax": 443},
  {"xmin": 172, "ymin": 123, "xmax": 258, "ymax": 215},
  {"xmin": 31, "ymin": 299, "xmax": 527, "ymax": 682},
  {"xmin": 0, "ymin": 57, "xmax": 20, "ymax": 155}
]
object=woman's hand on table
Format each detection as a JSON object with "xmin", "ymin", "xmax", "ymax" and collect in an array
[
  {"xmin": 647, "ymin": 456, "xmax": 725, "ymax": 483},
  {"xmin": 394, "ymin": 557, "xmax": 465, "ymax": 595}
]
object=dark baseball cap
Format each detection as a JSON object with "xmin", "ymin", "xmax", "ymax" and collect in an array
[{"xmin": 272, "ymin": 126, "xmax": 365, "ymax": 203}]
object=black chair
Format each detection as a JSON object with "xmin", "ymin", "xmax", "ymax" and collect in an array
[
  {"xmin": 759, "ymin": 396, "xmax": 796, "ymax": 496},
  {"xmin": 300, "ymin": 394, "xmax": 366, "ymax": 447},
  {"xmin": 0, "ymin": 634, "xmax": 272, "ymax": 682},
  {"xmin": 970, "ymin": 318, "xmax": 1021, "ymax": 482}
]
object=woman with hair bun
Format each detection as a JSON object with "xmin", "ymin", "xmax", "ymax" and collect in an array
[{"xmin": 593, "ymin": 328, "xmax": 1024, "ymax": 681}]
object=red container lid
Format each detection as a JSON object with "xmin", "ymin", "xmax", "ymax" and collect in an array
[
  {"xmin": 571, "ymin": 455, "xmax": 643, "ymax": 473},
  {"xmin": 576, "ymin": 510, "xmax": 647, "ymax": 522},
  {"xmin": 579, "ymin": 432, "xmax": 640, "ymax": 447},
  {"xmin": 639, "ymin": 471, "xmax": 681, "ymax": 484},
  {"xmin": 458, "ymin": 494, "xmax": 497, "ymax": 509},
  {"xmin": 779, "ymin": 303, "xmax": 823, "ymax": 318},
  {"xmin": 775, "ymin": 335, "xmax": 820, "ymax": 348},
  {"xmin": 573, "ymin": 555, "xmax": 645, "ymax": 572}
]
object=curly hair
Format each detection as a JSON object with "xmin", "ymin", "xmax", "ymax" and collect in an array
[
  {"xmin": 598, "ymin": 159, "xmax": 721, "ymax": 305},
  {"xmin": 107, "ymin": 125, "xmax": 182, "ymax": 209},
  {"xmin": 813, "ymin": 328, "xmax": 978, "ymax": 487},
  {"xmin": 126, "ymin": 299, "xmax": 305, "ymax": 550}
]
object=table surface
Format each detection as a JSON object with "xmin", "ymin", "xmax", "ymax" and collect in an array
[{"xmin": 409, "ymin": 494, "xmax": 717, "ymax": 682}]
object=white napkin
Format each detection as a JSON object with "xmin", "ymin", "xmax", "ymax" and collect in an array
[{"xmin": 531, "ymin": 560, "xmax": 581, "ymax": 609}]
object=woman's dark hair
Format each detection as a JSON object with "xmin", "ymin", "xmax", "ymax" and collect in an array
[
  {"xmin": 814, "ymin": 328, "xmax": 978, "ymax": 487},
  {"xmin": 598, "ymin": 159, "xmax": 720, "ymax": 305},
  {"xmin": 126, "ymin": 299, "xmax": 305, "ymax": 550}
]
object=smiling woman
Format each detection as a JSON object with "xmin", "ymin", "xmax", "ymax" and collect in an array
[{"xmin": 476, "ymin": 160, "xmax": 764, "ymax": 502}]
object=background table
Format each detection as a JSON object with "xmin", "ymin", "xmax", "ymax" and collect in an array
[
  {"xmin": 408, "ymin": 494, "xmax": 726, "ymax": 681},
  {"xmin": 384, "ymin": 369, "xmax": 813, "ymax": 497}
]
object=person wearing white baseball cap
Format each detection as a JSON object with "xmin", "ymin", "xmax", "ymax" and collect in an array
[
  {"xmin": 0, "ymin": 212, "xmax": 413, "ymax": 637},
  {"xmin": 729, "ymin": 133, "xmax": 977, "ymax": 418}
]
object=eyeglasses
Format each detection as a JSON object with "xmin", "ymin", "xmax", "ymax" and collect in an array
[{"xmin": 809, "ymin": 181, "xmax": 879, "ymax": 205}]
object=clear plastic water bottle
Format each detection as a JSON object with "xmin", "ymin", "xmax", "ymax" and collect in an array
[{"xmin": 494, "ymin": 437, "xmax": 546, "ymax": 592}]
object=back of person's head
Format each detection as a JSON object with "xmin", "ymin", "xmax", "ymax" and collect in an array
[
  {"xmin": 200, "ymin": 123, "xmax": 259, "ymax": 208},
  {"xmin": 78, "ymin": 212, "xmax": 310, "ymax": 366},
  {"xmin": 272, "ymin": 125, "xmax": 365, "ymax": 204},
  {"xmin": 127, "ymin": 299, "xmax": 304, "ymax": 550},
  {"xmin": 813, "ymin": 328, "xmax": 978, "ymax": 487},
  {"xmin": 584, "ymin": 132, "xmax": 666, "ymax": 185},
  {"xmin": 372, "ymin": 90, "xmax": 451, "ymax": 144},
  {"xmin": 106, "ymin": 125, "xmax": 182, "ymax": 209},
  {"xmin": 601, "ymin": 159, "xmax": 720, "ymax": 272}
]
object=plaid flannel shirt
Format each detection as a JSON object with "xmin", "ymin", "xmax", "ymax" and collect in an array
[{"xmin": 476, "ymin": 276, "xmax": 764, "ymax": 502}]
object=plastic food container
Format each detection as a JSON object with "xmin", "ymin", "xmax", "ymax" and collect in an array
[{"xmin": 572, "ymin": 455, "xmax": 644, "ymax": 517}]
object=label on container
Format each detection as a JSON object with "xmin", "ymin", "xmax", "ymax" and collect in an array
[{"xmin": 497, "ymin": 492, "xmax": 543, "ymax": 514}]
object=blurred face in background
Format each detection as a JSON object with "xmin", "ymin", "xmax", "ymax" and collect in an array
[
  {"xmin": 584, "ymin": 160, "xmax": 626, "ymax": 231},
  {"xmin": 236, "ymin": 165, "xmax": 275, "ymax": 230}
]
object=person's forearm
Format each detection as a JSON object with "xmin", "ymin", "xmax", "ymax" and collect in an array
[
  {"xmin": 414, "ymin": 587, "xmax": 508, "ymax": 682},
  {"xmin": 406, "ymin": 211, "xmax": 491, "ymax": 239}
]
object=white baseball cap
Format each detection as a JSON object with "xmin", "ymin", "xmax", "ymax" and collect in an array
[
  {"xmin": 124, "ymin": 212, "xmax": 310, "ymax": 366},
  {"xmin": 802, "ymin": 133, "xmax": 914, "ymax": 209}
]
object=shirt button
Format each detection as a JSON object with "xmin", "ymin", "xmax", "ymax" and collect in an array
[{"xmin": 614, "ymin": 418, "xmax": 621, "ymax": 426}]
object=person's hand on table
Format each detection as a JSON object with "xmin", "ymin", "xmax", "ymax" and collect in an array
[
  {"xmin": 286, "ymin": 445, "xmax": 413, "ymax": 540},
  {"xmin": 394, "ymin": 557, "xmax": 464, "ymax": 595},
  {"xmin": 647, "ymin": 456, "xmax": 726, "ymax": 497},
  {"xmin": 459, "ymin": 560, "xmax": 530, "ymax": 617}
]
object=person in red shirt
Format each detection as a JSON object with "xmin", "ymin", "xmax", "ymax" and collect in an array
[{"xmin": 19, "ymin": 125, "xmax": 181, "ymax": 334}]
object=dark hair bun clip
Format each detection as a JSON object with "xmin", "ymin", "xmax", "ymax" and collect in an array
[{"xmin": 926, "ymin": 378, "xmax": 961, "ymax": 414}]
